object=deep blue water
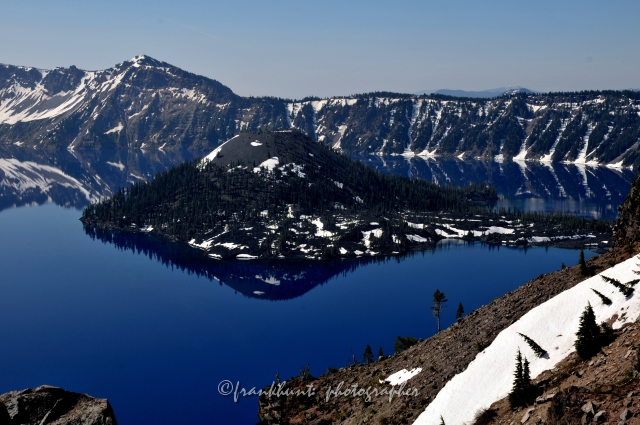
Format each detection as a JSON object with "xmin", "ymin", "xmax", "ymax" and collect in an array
[
  {"xmin": 0, "ymin": 203, "xmax": 598, "ymax": 425},
  {"xmin": 0, "ymin": 146, "xmax": 626, "ymax": 423}
]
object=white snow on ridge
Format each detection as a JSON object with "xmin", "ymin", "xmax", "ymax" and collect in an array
[
  {"xmin": 104, "ymin": 123, "xmax": 124, "ymax": 135},
  {"xmin": 540, "ymin": 118, "xmax": 568, "ymax": 163},
  {"xmin": 413, "ymin": 255, "xmax": 640, "ymax": 425},
  {"xmin": 0, "ymin": 72, "xmax": 102, "ymax": 125},
  {"xmin": 202, "ymin": 135, "xmax": 239, "ymax": 163}
]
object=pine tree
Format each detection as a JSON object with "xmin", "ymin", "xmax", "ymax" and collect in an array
[
  {"xmin": 508, "ymin": 350, "xmax": 524, "ymax": 408},
  {"xmin": 591, "ymin": 288, "xmax": 612, "ymax": 305},
  {"xmin": 378, "ymin": 346, "xmax": 384, "ymax": 360},
  {"xmin": 299, "ymin": 364, "xmax": 312, "ymax": 380},
  {"xmin": 456, "ymin": 302, "xmax": 465, "ymax": 320},
  {"xmin": 363, "ymin": 344, "xmax": 374, "ymax": 364},
  {"xmin": 523, "ymin": 357, "xmax": 530, "ymax": 383},
  {"xmin": 579, "ymin": 249, "xmax": 588, "ymax": 275},
  {"xmin": 439, "ymin": 415, "xmax": 446, "ymax": 425},
  {"xmin": 394, "ymin": 336, "xmax": 418, "ymax": 354},
  {"xmin": 508, "ymin": 349, "xmax": 533, "ymax": 408},
  {"xmin": 518, "ymin": 333, "xmax": 547, "ymax": 357},
  {"xmin": 431, "ymin": 289, "xmax": 448, "ymax": 333},
  {"xmin": 574, "ymin": 303, "xmax": 602, "ymax": 360},
  {"xmin": 601, "ymin": 276, "xmax": 636, "ymax": 297}
]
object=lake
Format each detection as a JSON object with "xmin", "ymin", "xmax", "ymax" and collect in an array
[{"xmin": 0, "ymin": 146, "xmax": 628, "ymax": 424}]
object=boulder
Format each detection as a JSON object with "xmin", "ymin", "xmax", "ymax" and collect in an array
[
  {"xmin": 0, "ymin": 385, "xmax": 117, "ymax": 425},
  {"xmin": 593, "ymin": 410, "xmax": 607, "ymax": 423},
  {"xmin": 620, "ymin": 408, "xmax": 631, "ymax": 420},
  {"xmin": 581, "ymin": 401, "xmax": 596, "ymax": 415}
]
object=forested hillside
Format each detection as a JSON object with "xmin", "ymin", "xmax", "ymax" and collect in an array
[{"xmin": 81, "ymin": 131, "xmax": 498, "ymax": 259}]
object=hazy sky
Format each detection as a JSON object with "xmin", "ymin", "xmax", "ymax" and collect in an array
[{"xmin": 1, "ymin": 0, "xmax": 638, "ymax": 99}]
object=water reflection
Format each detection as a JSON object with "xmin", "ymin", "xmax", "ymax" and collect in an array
[
  {"xmin": 85, "ymin": 225, "xmax": 401, "ymax": 300},
  {"xmin": 84, "ymin": 225, "xmax": 546, "ymax": 301},
  {"xmin": 0, "ymin": 146, "xmax": 199, "ymax": 211},
  {"xmin": 354, "ymin": 155, "xmax": 636, "ymax": 219},
  {"xmin": 0, "ymin": 145, "xmax": 635, "ymax": 220}
]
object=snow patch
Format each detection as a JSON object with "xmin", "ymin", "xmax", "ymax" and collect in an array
[
  {"xmin": 406, "ymin": 234, "xmax": 429, "ymax": 243},
  {"xmin": 106, "ymin": 161, "xmax": 125, "ymax": 171},
  {"xmin": 202, "ymin": 135, "xmax": 239, "ymax": 163},
  {"xmin": 385, "ymin": 368, "xmax": 423, "ymax": 386},
  {"xmin": 104, "ymin": 123, "xmax": 123, "ymax": 135},
  {"xmin": 253, "ymin": 157, "xmax": 279, "ymax": 173}
]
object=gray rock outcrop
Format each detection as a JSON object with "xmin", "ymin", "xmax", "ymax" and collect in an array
[{"xmin": 0, "ymin": 385, "xmax": 117, "ymax": 425}]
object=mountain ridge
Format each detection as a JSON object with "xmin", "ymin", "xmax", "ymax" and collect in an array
[
  {"xmin": 2, "ymin": 56, "xmax": 640, "ymax": 168},
  {"xmin": 416, "ymin": 86, "xmax": 536, "ymax": 98}
]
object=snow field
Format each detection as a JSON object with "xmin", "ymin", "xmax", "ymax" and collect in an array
[{"xmin": 412, "ymin": 255, "xmax": 640, "ymax": 425}]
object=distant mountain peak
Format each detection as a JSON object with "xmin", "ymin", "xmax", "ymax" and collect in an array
[
  {"xmin": 416, "ymin": 86, "xmax": 535, "ymax": 98},
  {"xmin": 119, "ymin": 54, "xmax": 166, "ymax": 69}
]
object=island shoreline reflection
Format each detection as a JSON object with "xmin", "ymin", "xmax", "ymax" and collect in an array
[{"xmin": 84, "ymin": 224, "xmax": 547, "ymax": 301}]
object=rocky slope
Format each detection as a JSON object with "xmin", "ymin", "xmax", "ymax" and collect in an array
[
  {"xmin": 2, "ymin": 56, "xmax": 640, "ymax": 167},
  {"xmin": 481, "ymin": 319, "xmax": 640, "ymax": 425},
  {"xmin": 0, "ymin": 385, "xmax": 117, "ymax": 425},
  {"xmin": 256, "ymin": 251, "xmax": 624, "ymax": 425},
  {"xmin": 255, "ymin": 172, "xmax": 640, "ymax": 424}
]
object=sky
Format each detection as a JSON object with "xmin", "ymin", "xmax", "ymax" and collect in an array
[{"xmin": 0, "ymin": 0, "xmax": 638, "ymax": 99}]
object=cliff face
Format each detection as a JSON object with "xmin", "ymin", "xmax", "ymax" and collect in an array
[
  {"xmin": 614, "ymin": 171, "xmax": 640, "ymax": 249},
  {"xmin": 0, "ymin": 385, "xmax": 117, "ymax": 425},
  {"xmin": 2, "ymin": 56, "xmax": 640, "ymax": 167}
]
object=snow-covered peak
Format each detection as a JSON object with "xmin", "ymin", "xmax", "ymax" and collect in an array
[{"xmin": 130, "ymin": 54, "xmax": 148, "ymax": 63}]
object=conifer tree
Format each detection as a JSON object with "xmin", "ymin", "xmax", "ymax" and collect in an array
[
  {"xmin": 378, "ymin": 346, "xmax": 384, "ymax": 360},
  {"xmin": 590, "ymin": 288, "xmax": 612, "ymax": 305},
  {"xmin": 518, "ymin": 333, "xmax": 547, "ymax": 357},
  {"xmin": 601, "ymin": 276, "xmax": 637, "ymax": 297},
  {"xmin": 523, "ymin": 357, "xmax": 530, "ymax": 383},
  {"xmin": 508, "ymin": 349, "xmax": 533, "ymax": 408},
  {"xmin": 508, "ymin": 350, "xmax": 524, "ymax": 408},
  {"xmin": 574, "ymin": 303, "xmax": 602, "ymax": 360},
  {"xmin": 456, "ymin": 302, "xmax": 465, "ymax": 320},
  {"xmin": 363, "ymin": 344, "xmax": 374, "ymax": 364},
  {"xmin": 579, "ymin": 249, "xmax": 588, "ymax": 275},
  {"xmin": 431, "ymin": 289, "xmax": 448, "ymax": 333}
]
